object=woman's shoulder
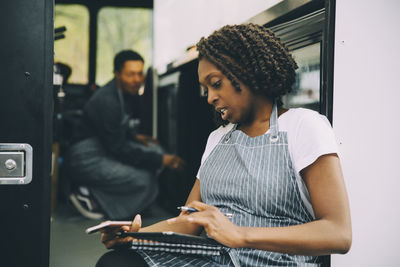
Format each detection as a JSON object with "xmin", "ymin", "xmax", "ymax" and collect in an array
[
  {"xmin": 281, "ymin": 107, "xmax": 323, "ymax": 120},
  {"xmin": 282, "ymin": 108, "xmax": 339, "ymax": 174},
  {"xmin": 279, "ymin": 108, "xmax": 331, "ymax": 132}
]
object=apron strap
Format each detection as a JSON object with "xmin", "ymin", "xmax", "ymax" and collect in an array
[
  {"xmin": 223, "ymin": 124, "xmax": 237, "ymax": 143},
  {"xmin": 269, "ymin": 101, "xmax": 279, "ymax": 142}
]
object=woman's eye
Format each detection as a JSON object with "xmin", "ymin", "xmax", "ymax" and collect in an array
[
  {"xmin": 212, "ymin": 80, "xmax": 221, "ymax": 88},
  {"xmin": 200, "ymin": 85, "xmax": 208, "ymax": 96}
]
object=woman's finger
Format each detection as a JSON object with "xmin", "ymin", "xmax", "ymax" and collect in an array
[
  {"xmin": 101, "ymin": 232, "xmax": 115, "ymax": 244},
  {"xmin": 100, "ymin": 226, "xmax": 121, "ymax": 235},
  {"xmin": 167, "ymin": 212, "xmax": 209, "ymax": 226},
  {"xmin": 130, "ymin": 214, "xmax": 141, "ymax": 232},
  {"xmin": 186, "ymin": 200, "xmax": 212, "ymax": 211},
  {"xmin": 121, "ymin": 225, "xmax": 130, "ymax": 231}
]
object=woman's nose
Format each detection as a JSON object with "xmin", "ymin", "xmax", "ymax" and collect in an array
[{"xmin": 207, "ymin": 90, "xmax": 218, "ymax": 105}]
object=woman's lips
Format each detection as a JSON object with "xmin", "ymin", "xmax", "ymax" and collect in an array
[{"xmin": 218, "ymin": 108, "xmax": 228, "ymax": 120}]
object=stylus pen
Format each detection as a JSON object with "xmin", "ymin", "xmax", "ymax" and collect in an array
[{"xmin": 177, "ymin": 206, "xmax": 233, "ymax": 219}]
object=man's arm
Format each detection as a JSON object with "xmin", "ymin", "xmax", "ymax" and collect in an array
[{"xmin": 88, "ymin": 89, "xmax": 163, "ymax": 169}]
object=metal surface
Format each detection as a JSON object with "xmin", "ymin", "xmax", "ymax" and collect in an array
[
  {"xmin": 320, "ymin": 0, "xmax": 335, "ymax": 124},
  {"xmin": 269, "ymin": 9, "xmax": 324, "ymax": 50},
  {"xmin": 1, "ymin": 154, "xmax": 23, "ymax": 175},
  {"xmin": 0, "ymin": 144, "xmax": 33, "ymax": 184},
  {"xmin": 5, "ymin": 158, "xmax": 18, "ymax": 171},
  {"xmin": 0, "ymin": 0, "xmax": 53, "ymax": 266},
  {"xmin": 247, "ymin": 0, "xmax": 313, "ymax": 25}
]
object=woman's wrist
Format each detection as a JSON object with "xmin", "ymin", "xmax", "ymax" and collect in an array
[{"xmin": 232, "ymin": 225, "xmax": 248, "ymax": 248}]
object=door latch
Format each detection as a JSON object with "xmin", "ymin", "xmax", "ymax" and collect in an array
[{"xmin": 0, "ymin": 144, "xmax": 32, "ymax": 185}]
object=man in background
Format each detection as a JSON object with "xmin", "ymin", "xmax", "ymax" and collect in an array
[{"xmin": 68, "ymin": 50, "xmax": 184, "ymax": 220}]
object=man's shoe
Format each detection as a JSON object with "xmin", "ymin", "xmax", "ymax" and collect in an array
[{"xmin": 69, "ymin": 192, "xmax": 104, "ymax": 220}]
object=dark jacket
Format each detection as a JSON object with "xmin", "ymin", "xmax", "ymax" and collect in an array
[{"xmin": 74, "ymin": 79, "xmax": 162, "ymax": 169}]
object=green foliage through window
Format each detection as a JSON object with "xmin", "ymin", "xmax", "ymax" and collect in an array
[
  {"xmin": 96, "ymin": 7, "xmax": 153, "ymax": 86},
  {"xmin": 54, "ymin": 4, "xmax": 89, "ymax": 84}
]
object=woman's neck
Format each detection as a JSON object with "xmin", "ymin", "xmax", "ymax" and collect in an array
[
  {"xmin": 237, "ymin": 97, "xmax": 287, "ymax": 138},
  {"xmin": 237, "ymin": 97, "xmax": 272, "ymax": 137}
]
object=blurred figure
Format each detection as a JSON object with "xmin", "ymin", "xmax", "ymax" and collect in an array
[
  {"xmin": 54, "ymin": 62, "xmax": 72, "ymax": 83},
  {"xmin": 68, "ymin": 50, "xmax": 184, "ymax": 220}
]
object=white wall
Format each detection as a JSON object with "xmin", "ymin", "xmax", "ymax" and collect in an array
[
  {"xmin": 332, "ymin": 1, "xmax": 400, "ymax": 266},
  {"xmin": 153, "ymin": 0, "xmax": 280, "ymax": 73}
]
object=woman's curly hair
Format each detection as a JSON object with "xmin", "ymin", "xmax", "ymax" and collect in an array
[{"xmin": 196, "ymin": 23, "xmax": 298, "ymax": 126}]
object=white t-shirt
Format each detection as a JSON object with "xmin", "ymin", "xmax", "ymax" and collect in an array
[{"xmin": 196, "ymin": 108, "xmax": 339, "ymax": 217}]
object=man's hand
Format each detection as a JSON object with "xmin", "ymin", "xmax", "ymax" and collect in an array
[
  {"xmin": 162, "ymin": 154, "xmax": 185, "ymax": 171},
  {"xmin": 135, "ymin": 134, "xmax": 159, "ymax": 146}
]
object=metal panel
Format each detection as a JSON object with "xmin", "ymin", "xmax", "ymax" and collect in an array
[
  {"xmin": 0, "ymin": 0, "xmax": 53, "ymax": 266},
  {"xmin": 247, "ymin": 0, "xmax": 313, "ymax": 25},
  {"xmin": 320, "ymin": 0, "xmax": 335, "ymax": 123}
]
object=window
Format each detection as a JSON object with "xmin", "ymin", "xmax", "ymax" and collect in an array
[
  {"xmin": 269, "ymin": 9, "xmax": 325, "ymax": 112},
  {"xmin": 96, "ymin": 7, "xmax": 153, "ymax": 86},
  {"xmin": 54, "ymin": 4, "xmax": 89, "ymax": 84},
  {"xmin": 283, "ymin": 42, "xmax": 321, "ymax": 111}
]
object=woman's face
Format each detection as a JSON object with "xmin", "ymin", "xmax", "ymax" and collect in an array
[{"xmin": 198, "ymin": 59, "xmax": 254, "ymax": 124}]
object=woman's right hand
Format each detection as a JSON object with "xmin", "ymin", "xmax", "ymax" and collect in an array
[{"xmin": 100, "ymin": 214, "xmax": 142, "ymax": 249}]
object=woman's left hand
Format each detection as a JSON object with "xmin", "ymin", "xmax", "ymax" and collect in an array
[
  {"xmin": 100, "ymin": 214, "xmax": 141, "ymax": 249},
  {"xmin": 167, "ymin": 201, "xmax": 244, "ymax": 248}
]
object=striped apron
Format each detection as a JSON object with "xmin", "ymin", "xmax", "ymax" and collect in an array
[{"xmin": 138, "ymin": 103, "xmax": 322, "ymax": 266}]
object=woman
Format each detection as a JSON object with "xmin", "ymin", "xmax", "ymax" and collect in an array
[{"xmin": 96, "ymin": 23, "xmax": 351, "ymax": 267}]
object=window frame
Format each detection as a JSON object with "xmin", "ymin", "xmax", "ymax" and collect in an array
[
  {"xmin": 263, "ymin": 0, "xmax": 335, "ymax": 124},
  {"xmin": 55, "ymin": 0, "xmax": 153, "ymax": 86}
]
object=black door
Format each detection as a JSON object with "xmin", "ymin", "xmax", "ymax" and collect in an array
[{"xmin": 0, "ymin": 1, "xmax": 53, "ymax": 266}]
